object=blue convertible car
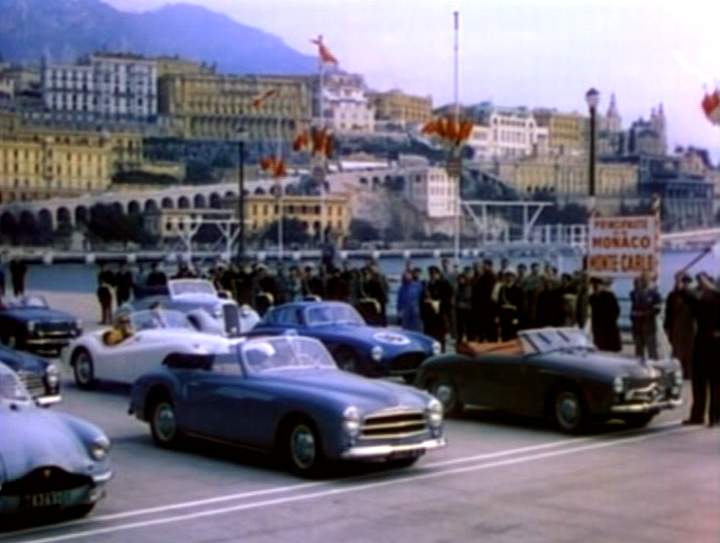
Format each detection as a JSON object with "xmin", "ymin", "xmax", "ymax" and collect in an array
[
  {"xmin": 0, "ymin": 365, "xmax": 111, "ymax": 518},
  {"xmin": 249, "ymin": 301, "xmax": 441, "ymax": 380},
  {"xmin": 129, "ymin": 336, "xmax": 446, "ymax": 476}
]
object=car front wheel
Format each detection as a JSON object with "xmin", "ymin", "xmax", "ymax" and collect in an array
[
  {"xmin": 72, "ymin": 349, "xmax": 96, "ymax": 389},
  {"xmin": 553, "ymin": 389, "xmax": 587, "ymax": 433},
  {"xmin": 285, "ymin": 420, "xmax": 325, "ymax": 477},
  {"xmin": 150, "ymin": 399, "xmax": 183, "ymax": 448}
]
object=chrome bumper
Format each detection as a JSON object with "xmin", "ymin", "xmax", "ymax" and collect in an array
[
  {"xmin": 36, "ymin": 394, "xmax": 62, "ymax": 406},
  {"xmin": 341, "ymin": 437, "xmax": 446, "ymax": 459},
  {"xmin": 26, "ymin": 337, "xmax": 73, "ymax": 346},
  {"xmin": 92, "ymin": 470, "xmax": 113, "ymax": 484},
  {"xmin": 611, "ymin": 398, "xmax": 683, "ymax": 413}
]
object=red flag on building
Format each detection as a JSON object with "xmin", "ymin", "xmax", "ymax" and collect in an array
[
  {"xmin": 311, "ymin": 35, "xmax": 339, "ymax": 65},
  {"xmin": 252, "ymin": 89, "xmax": 278, "ymax": 109},
  {"xmin": 702, "ymin": 89, "xmax": 720, "ymax": 125}
]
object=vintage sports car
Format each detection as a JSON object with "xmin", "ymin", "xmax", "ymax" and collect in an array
[
  {"xmin": 0, "ymin": 295, "xmax": 82, "ymax": 355},
  {"xmin": 129, "ymin": 335, "xmax": 446, "ymax": 476},
  {"xmin": 415, "ymin": 327, "xmax": 683, "ymax": 433},
  {"xmin": 250, "ymin": 301, "xmax": 441, "ymax": 380},
  {"xmin": 0, "ymin": 364, "xmax": 111, "ymax": 517},
  {"xmin": 66, "ymin": 309, "xmax": 242, "ymax": 388},
  {"xmin": 0, "ymin": 344, "xmax": 61, "ymax": 406},
  {"xmin": 133, "ymin": 279, "xmax": 259, "ymax": 337}
]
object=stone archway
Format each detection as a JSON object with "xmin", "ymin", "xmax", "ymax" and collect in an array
[
  {"xmin": 57, "ymin": 207, "xmax": 73, "ymax": 228},
  {"xmin": 209, "ymin": 192, "xmax": 222, "ymax": 209},
  {"xmin": 128, "ymin": 200, "xmax": 141, "ymax": 215},
  {"xmin": 75, "ymin": 205, "xmax": 89, "ymax": 225},
  {"xmin": 0, "ymin": 211, "xmax": 17, "ymax": 242},
  {"xmin": 193, "ymin": 194, "xmax": 207, "ymax": 208},
  {"xmin": 177, "ymin": 196, "xmax": 190, "ymax": 209},
  {"xmin": 144, "ymin": 199, "xmax": 159, "ymax": 213},
  {"xmin": 161, "ymin": 197, "xmax": 174, "ymax": 209},
  {"xmin": 38, "ymin": 208, "xmax": 54, "ymax": 233}
]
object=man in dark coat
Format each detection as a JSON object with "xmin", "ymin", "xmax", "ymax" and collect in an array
[
  {"xmin": 664, "ymin": 273, "xmax": 695, "ymax": 379},
  {"xmin": 682, "ymin": 273, "xmax": 720, "ymax": 427},
  {"xmin": 9, "ymin": 258, "xmax": 27, "ymax": 297},
  {"xmin": 471, "ymin": 259, "xmax": 497, "ymax": 342},
  {"xmin": 629, "ymin": 272, "xmax": 662, "ymax": 359},
  {"xmin": 114, "ymin": 263, "xmax": 134, "ymax": 307},
  {"xmin": 589, "ymin": 277, "xmax": 622, "ymax": 352},
  {"xmin": 422, "ymin": 266, "xmax": 453, "ymax": 352}
]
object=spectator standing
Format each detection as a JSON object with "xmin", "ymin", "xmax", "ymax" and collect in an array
[
  {"xmin": 9, "ymin": 257, "xmax": 27, "ymax": 297},
  {"xmin": 629, "ymin": 272, "xmax": 662, "ymax": 359},
  {"xmin": 497, "ymin": 270, "xmax": 522, "ymax": 340},
  {"xmin": 472, "ymin": 259, "xmax": 497, "ymax": 342},
  {"xmin": 454, "ymin": 272, "xmax": 473, "ymax": 342},
  {"xmin": 396, "ymin": 271, "xmax": 423, "ymax": 332},
  {"xmin": 146, "ymin": 262, "xmax": 168, "ymax": 288},
  {"xmin": 0, "ymin": 252, "xmax": 6, "ymax": 297},
  {"xmin": 663, "ymin": 273, "xmax": 696, "ymax": 378},
  {"xmin": 96, "ymin": 263, "xmax": 115, "ymax": 325},
  {"xmin": 588, "ymin": 277, "xmax": 622, "ymax": 352},
  {"xmin": 422, "ymin": 266, "xmax": 452, "ymax": 352},
  {"xmin": 115, "ymin": 263, "xmax": 134, "ymax": 307}
]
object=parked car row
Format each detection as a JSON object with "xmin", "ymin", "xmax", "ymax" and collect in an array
[{"xmin": 0, "ymin": 278, "xmax": 685, "ymax": 524}]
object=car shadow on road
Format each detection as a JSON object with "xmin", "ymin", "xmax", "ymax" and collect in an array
[{"xmin": 0, "ymin": 509, "xmax": 90, "ymax": 533}]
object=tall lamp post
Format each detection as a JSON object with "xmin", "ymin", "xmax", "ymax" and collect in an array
[
  {"xmin": 236, "ymin": 126, "xmax": 247, "ymax": 264},
  {"xmin": 585, "ymin": 88, "xmax": 599, "ymax": 213}
]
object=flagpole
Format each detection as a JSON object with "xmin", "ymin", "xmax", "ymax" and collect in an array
[
  {"xmin": 276, "ymin": 104, "xmax": 284, "ymax": 262},
  {"xmin": 453, "ymin": 10, "xmax": 461, "ymax": 264},
  {"xmin": 319, "ymin": 53, "xmax": 327, "ymax": 247}
]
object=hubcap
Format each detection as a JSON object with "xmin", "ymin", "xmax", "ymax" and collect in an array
[
  {"xmin": 154, "ymin": 403, "xmax": 176, "ymax": 442},
  {"xmin": 290, "ymin": 425, "xmax": 316, "ymax": 470},
  {"xmin": 557, "ymin": 394, "xmax": 580, "ymax": 428},
  {"xmin": 434, "ymin": 383, "xmax": 454, "ymax": 410}
]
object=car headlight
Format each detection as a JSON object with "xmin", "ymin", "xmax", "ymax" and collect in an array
[
  {"xmin": 613, "ymin": 376, "xmax": 625, "ymax": 394},
  {"xmin": 370, "ymin": 345, "xmax": 384, "ymax": 362},
  {"xmin": 212, "ymin": 305, "xmax": 223, "ymax": 318},
  {"xmin": 674, "ymin": 370, "xmax": 683, "ymax": 387},
  {"xmin": 27, "ymin": 320, "xmax": 36, "ymax": 332},
  {"xmin": 89, "ymin": 436, "xmax": 111, "ymax": 461},
  {"xmin": 45, "ymin": 363, "xmax": 60, "ymax": 388},
  {"xmin": 427, "ymin": 398, "xmax": 443, "ymax": 427},
  {"xmin": 431, "ymin": 341, "xmax": 442, "ymax": 356},
  {"xmin": 342, "ymin": 406, "xmax": 361, "ymax": 438},
  {"xmin": 75, "ymin": 319, "xmax": 83, "ymax": 332}
]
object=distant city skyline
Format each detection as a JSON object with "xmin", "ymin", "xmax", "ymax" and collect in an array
[{"xmin": 105, "ymin": 0, "xmax": 720, "ymax": 160}]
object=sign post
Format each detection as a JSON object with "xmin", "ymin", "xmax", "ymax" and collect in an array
[{"xmin": 587, "ymin": 215, "xmax": 660, "ymax": 278}]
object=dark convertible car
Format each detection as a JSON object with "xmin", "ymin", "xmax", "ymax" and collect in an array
[
  {"xmin": 129, "ymin": 336, "xmax": 445, "ymax": 476},
  {"xmin": 0, "ymin": 295, "xmax": 82, "ymax": 355},
  {"xmin": 0, "ymin": 365, "xmax": 111, "ymax": 518},
  {"xmin": 415, "ymin": 327, "xmax": 683, "ymax": 433},
  {"xmin": 249, "ymin": 301, "xmax": 441, "ymax": 380},
  {"xmin": 0, "ymin": 344, "xmax": 61, "ymax": 406}
]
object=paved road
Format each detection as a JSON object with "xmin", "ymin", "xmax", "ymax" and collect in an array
[{"xmin": 2, "ymin": 370, "xmax": 717, "ymax": 543}]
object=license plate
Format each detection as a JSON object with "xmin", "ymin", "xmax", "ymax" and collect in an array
[{"xmin": 22, "ymin": 490, "xmax": 73, "ymax": 509}]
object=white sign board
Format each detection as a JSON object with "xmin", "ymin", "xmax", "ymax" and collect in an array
[{"xmin": 587, "ymin": 215, "xmax": 659, "ymax": 277}]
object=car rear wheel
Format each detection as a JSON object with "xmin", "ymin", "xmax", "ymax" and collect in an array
[
  {"xmin": 335, "ymin": 348, "xmax": 361, "ymax": 374},
  {"xmin": 72, "ymin": 349, "xmax": 96, "ymax": 389},
  {"xmin": 284, "ymin": 419, "xmax": 325, "ymax": 477},
  {"xmin": 429, "ymin": 377, "xmax": 463, "ymax": 417},
  {"xmin": 553, "ymin": 389, "xmax": 587, "ymax": 434},
  {"xmin": 150, "ymin": 399, "xmax": 183, "ymax": 448}
]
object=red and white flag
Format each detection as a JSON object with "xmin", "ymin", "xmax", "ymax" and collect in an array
[
  {"xmin": 311, "ymin": 35, "xmax": 339, "ymax": 65},
  {"xmin": 701, "ymin": 89, "xmax": 720, "ymax": 125}
]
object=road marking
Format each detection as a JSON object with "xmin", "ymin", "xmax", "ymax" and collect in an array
[{"xmin": 13, "ymin": 422, "xmax": 692, "ymax": 543}]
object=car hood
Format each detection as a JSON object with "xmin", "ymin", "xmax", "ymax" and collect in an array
[
  {"xmin": 537, "ymin": 350, "xmax": 673, "ymax": 379},
  {"xmin": 254, "ymin": 369, "xmax": 430, "ymax": 414},
  {"xmin": 172, "ymin": 294, "xmax": 223, "ymax": 306},
  {"xmin": 312, "ymin": 324, "xmax": 429, "ymax": 352},
  {"xmin": 0, "ymin": 346, "xmax": 48, "ymax": 373},
  {"xmin": 0, "ymin": 308, "xmax": 75, "ymax": 323},
  {"xmin": 0, "ymin": 406, "xmax": 96, "ymax": 481}
]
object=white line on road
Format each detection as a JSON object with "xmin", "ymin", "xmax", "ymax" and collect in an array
[{"xmin": 13, "ymin": 422, "xmax": 693, "ymax": 543}]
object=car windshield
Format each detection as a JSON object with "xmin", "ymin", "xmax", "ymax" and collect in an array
[
  {"xmin": 169, "ymin": 280, "xmax": 216, "ymax": 297},
  {"xmin": 240, "ymin": 337, "xmax": 337, "ymax": 374},
  {"xmin": 4, "ymin": 295, "xmax": 48, "ymax": 309},
  {"xmin": 130, "ymin": 309, "xmax": 195, "ymax": 331},
  {"xmin": 0, "ymin": 366, "xmax": 31, "ymax": 403},
  {"xmin": 305, "ymin": 304, "xmax": 365, "ymax": 326},
  {"xmin": 519, "ymin": 328, "xmax": 595, "ymax": 355}
]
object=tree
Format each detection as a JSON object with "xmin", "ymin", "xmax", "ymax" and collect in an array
[
  {"xmin": 349, "ymin": 219, "xmax": 380, "ymax": 242},
  {"xmin": 84, "ymin": 204, "xmax": 155, "ymax": 246}
]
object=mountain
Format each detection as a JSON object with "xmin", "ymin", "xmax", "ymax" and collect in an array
[{"xmin": 0, "ymin": 0, "xmax": 316, "ymax": 74}]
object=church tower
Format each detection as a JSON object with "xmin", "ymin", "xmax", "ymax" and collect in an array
[{"xmin": 605, "ymin": 93, "xmax": 622, "ymax": 133}]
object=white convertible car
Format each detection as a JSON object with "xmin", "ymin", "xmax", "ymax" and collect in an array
[{"xmin": 65, "ymin": 309, "xmax": 243, "ymax": 388}]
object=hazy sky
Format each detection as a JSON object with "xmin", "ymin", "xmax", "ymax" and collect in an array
[{"xmin": 105, "ymin": 0, "xmax": 720, "ymax": 159}]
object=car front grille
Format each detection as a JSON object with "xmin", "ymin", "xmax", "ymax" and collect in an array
[
  {"xmin": 624, "ymin": 381, "xmax": 667, "ymax": 403},
  {"xmin": 222, "ymin": 303, "xmax": 239, "ymax": 336},
  {"xmin": 360, "ymin": 408, "xmax": 428, "ymax": 440},
  {"xmin": 0, "ymin": 467, "xmax": 91, "ymax": 495},
  {"xmin": 389, "ymin": 352, "xmax": 426, "ymax": 373},
  {"xmin": 36, "ymin": 321, "xmax": 75, "ymax": 337},
  {"xmin": 16, "ymin": 370, "xmax": 45, "ymax": 398}
]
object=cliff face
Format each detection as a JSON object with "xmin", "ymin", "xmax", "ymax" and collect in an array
[{"xmin": 0, "ymin": 0, "xmax": 315, "ymax": 74}]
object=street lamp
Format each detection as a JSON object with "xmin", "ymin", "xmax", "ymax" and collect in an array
[
  {"xmin": 235, "ymin": 126, "xmax": 248, "ymax": 265},
  {"xmin": 585, "ymin": 88, "xmax": 599, "ymax": 210}
]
